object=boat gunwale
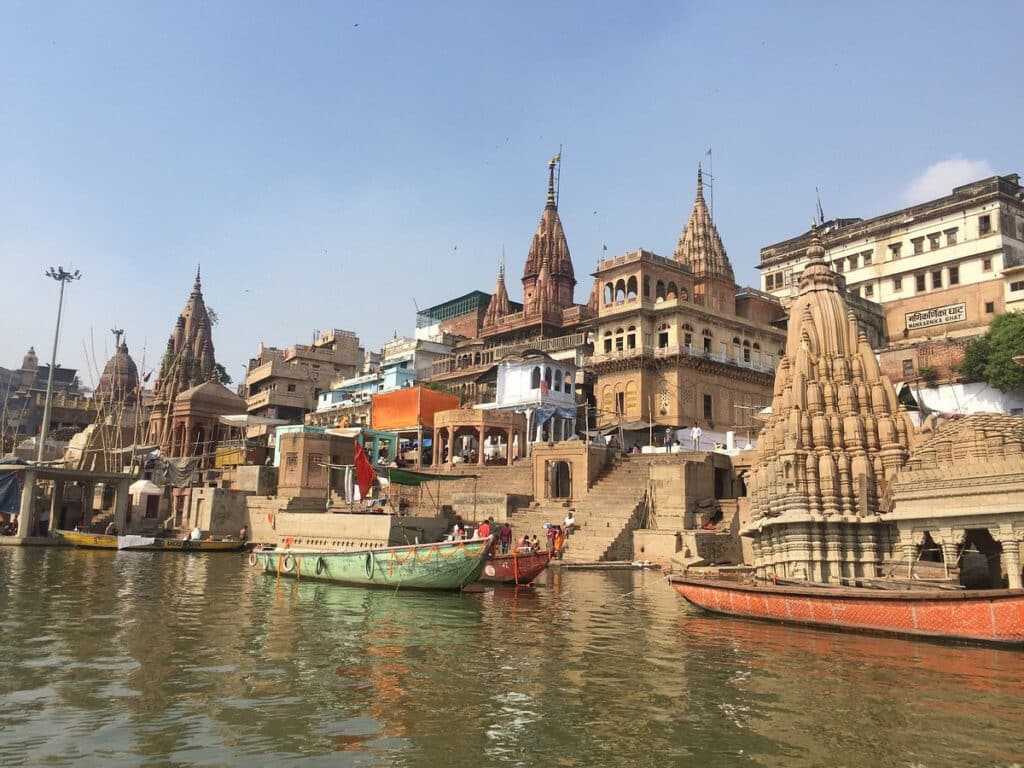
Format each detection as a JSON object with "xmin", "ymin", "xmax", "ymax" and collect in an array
[
  {"xmin": 668, "ymin": 574, "xmax": 1024, "ymax": 603},
  {"xmin": 259, "ymin": 536, "xmax": 494, "ymax": 558}
]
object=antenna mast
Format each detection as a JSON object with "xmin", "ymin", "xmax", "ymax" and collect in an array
[
  {"xmin": 555, "ymin": 145, "xmax": 562, "ymax": 207},
  {"xmin": 705, "ymin": 147, "xmax": 714, "ymax": 221}
]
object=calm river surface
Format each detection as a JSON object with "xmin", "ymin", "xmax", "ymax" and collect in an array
[{"xmin": 1, "ymin": 547, "xmax": 1022, "ymax": 768}]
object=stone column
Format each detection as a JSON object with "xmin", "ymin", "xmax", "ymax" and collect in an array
[
  {"xmin": 446, "ymin": 430, "xmax": 454, "ymax": 466},
  {"xmin": 416, "ymin": 426, "xmax": 423, "ymax": 469},
  {"xmin": 994, "ymin": 528, "xmax": 1023, "ymax": 590},
  {"xmin": 81, "ymin": 482, "xmax": 95, "ymax": 529},
  {"xmin": 49, "ymin": 479, "xmax": 65, "ymax": 534},
  {"xmin": 16, "ymin": 469, "xmax": 38, "ymax": 540},
  {"xmin": 113, "ymin": 478, "xmax": 131, "ymax": 533}
]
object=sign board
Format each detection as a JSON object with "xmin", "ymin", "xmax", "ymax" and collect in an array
[{"xmin": 905, "ymin": 302, "xmax": 966, "ymax": 331}]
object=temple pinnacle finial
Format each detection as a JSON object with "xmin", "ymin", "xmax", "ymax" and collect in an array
[
  {"xmin": 546, "ymin": 153, "xmax": 560, "ymax": 208},
  {"xmin": 194, "ymin": 265, "xmax": 202, "ymax": 291},
  {"xmin": 696, "ymin": 164, "xmax": 704, "ymax": 201}
]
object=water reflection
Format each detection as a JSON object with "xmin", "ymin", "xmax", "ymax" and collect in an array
[{"xmin": 1, "ymin": 548, "xmax": 1021, "ymax": 767}]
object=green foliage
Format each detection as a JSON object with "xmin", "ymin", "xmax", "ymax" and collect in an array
[
  {"xmin": 214, "ymin": 363, "xmax": 232, "ymax": 386},
  {"xmin": 954, "ymin": 312, "xmax": 1024, "ymax": 392},
  {"xmin": 917, "ymin": 365, "xmax": 938, "ymax": 386},
  {"xmin": 207, "ymin": 306, "xmax": 219, "ymax": 326},
  {"xmin": 421, "ymin": 380, "xmax": 466, "ymax": 405}
]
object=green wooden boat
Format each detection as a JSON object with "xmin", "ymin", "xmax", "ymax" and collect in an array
[{"xmin": 252, "ymin": 536, "xmax": 492, "ymax": 591}]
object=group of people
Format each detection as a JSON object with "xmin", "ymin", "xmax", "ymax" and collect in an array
[{"xmin": 447, "ymin": 512, "xmax": 579, "ymax": 559}]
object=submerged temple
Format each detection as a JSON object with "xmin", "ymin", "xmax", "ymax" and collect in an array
[{"xmin": 744, "ymin": 227, "xmax": 918, "ymax": 583}]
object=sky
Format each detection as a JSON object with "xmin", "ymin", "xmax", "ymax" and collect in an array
[{"xmin": 2, "ymin": 1, "xmax": 1022, "ymax": 389}]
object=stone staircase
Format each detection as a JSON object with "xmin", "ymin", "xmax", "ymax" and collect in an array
[{"xmin": 509, "ymin": 455, "xmax": 656, "ymax": 562}]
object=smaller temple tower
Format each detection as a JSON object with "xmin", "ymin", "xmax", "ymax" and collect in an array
[
  {"xmin": 521, "ymin": 155, "xmax": 576, "ymax": 316},
  {"xmin": 674, "ymin": 166, "xmax": 736, "ymax": 314}
]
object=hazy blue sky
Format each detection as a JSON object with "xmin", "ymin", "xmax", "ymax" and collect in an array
[{"xmin": 3, "ymin": 1, "xmax": 1021, "ymax": 387}]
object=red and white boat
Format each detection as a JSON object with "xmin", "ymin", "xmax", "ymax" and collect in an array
[
  {"xmin": 669, "ymin": 575, "xmax": 1024, "ymax": 647},
  {"xmin": 480, "ymin": 550, "xmax": 551, "ymax": 586}
]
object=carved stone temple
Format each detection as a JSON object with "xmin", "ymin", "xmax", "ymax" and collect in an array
[{"xmin": 742, "ymin": 228, "xmax": 1024, "ymax": 589}]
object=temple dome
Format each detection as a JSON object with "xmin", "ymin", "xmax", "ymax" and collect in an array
[
  {"xmin": 95, "ymin": 342, "xmax": 140, "ymax": 405},
  {"xmin": 673, "ymin": 166, "xmax": 734, "ymax": 282}
]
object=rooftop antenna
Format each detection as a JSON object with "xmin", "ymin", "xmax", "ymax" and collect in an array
[
  {"xmin": 816, "ymin": 187, "xmax": 825, "ymax": 226},
  {"xmin": 555, "ymin": 146, "xmax": 562, "ymax": 207}
]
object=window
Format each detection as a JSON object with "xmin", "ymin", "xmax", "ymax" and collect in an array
[
  {"xmin": 983, "ymin": 257, "xmax": 992, "ymax": 271},
  {"xmin": 889, "ymin": 243, "xmax": 902, "ymax": 260},
  {"xmin": 626, "ymin": 326, "xmax": 637, "ymax": 350},
  {"xmin": 915, "ymin": 274, "xmax": 926, "ymax": 292},
  {"xmin": 864, "ymin": 284, "xmax": 874, "ymax": 297},
  {"xmin": 949, "ymin": 266, "xmax": 959, "ymax": 285},
  {"xmin": 703, "ymin": 329, "xmax": 713, "ymax": 354},
  {"xmin": 287, "ymin": 383, "xmax": 296, "ymax": 392},
  {"xmin": 703, "ymin": 393, "xmax": 713, "ymax": 420},
  {"xmin": 979, "ymin": 214, "xmax": 991, "ymax": 235},
  {"xmin": 1011, "ymin": 281, "xmax": 1024, "ymax": 292},
  {"xmin": 743, "ymin": 341, "xmax": 751, "ymax": 363},
  {"xmin": 833, "ymin": 258, "xmax": 844, "ymax": 273},
  {"xmin": 765, "ymin": 275, "xmax": 774, "ymax": 290},
  {"xmin": 847, "ymin": 254, "xmax": 856, "ymax": 270},
  {"xmin": 912, "ymin": 237, "xmax": 924, "ymax": 255},
  {"xmin": 657, "ymin": 324, "xmax": 669, "ymax": 349},
  {"xmin": 615, "ymin": 328, "xmax": 624, "ymax": 351},
  {"xmin": 602, "ymin": 333, "xmax": 612, "ymax": 354},
  {"xmin": 945, "ymin": 228, "xmax": 958, "ymax": 246},
  {"xmin": 893, "ymin": 276, "xmax": 903, "ymax": 291},
  {"xmin": 902, "ymin": 359, "xmax": 914, "ymax": 378},
  {"xmin": 985, "ymin": 301, "xmax": 995, "ymax": 313},
  {"xmin": 284, "ymin": 453, "xmax": 298, "ymax": 483},
  {"xmin": 862, "ymin": 252, "xmax": 873, "ymax": 266},
  {"xmin": 928, "ymin": 233, "xmax": 941, "ymax": 250},
  {"xmin": 683, "ymin": 324, "xmax": 694, "ymax": 348},
  {"xmin": 931, "ymin": 270, "xmax": 942, "ymax": 289}
]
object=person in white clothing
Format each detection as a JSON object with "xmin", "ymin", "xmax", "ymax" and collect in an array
[
  {"xmin": 690, "ymin": 425, "xmax": 703, "ymax": 451},
  {"xmin": 189, "ymin": 526, "xmax": 202, "ymax": 541},
  {"xmin": 563, "ymin": 511, "xmax": 576, "ymax": 534}
]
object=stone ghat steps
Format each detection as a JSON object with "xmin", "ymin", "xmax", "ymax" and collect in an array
[{"xmin": 509, "ymin": 457, "xmax": 652, "ymax": 561}]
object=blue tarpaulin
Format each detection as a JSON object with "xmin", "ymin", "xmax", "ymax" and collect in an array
[{"xmin": 0, "ymin": 470, "xmax": 24, "ymax": 514}]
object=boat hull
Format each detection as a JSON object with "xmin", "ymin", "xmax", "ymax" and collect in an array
[
  {"xmin": 480, "ymin": 550, "xmax": 551, "ymax": 585},
  {"xmin": 254, "ymin": 538, "xmax": 491, "ymax": 591},
  {"xmin": 670, "ymin": 575, "xmax": 1024, "ymax": 646},
  {"xmin": 56, "ymin": 530, "xmax": 244, "ymax": 552}
]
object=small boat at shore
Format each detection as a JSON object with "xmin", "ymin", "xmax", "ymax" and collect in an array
[
  {"xmin": 669, "ymin": 575, "xmax": 1024, "ymax": 647},
  {"xmin": 56, "ymin": 530, "xmax": 245, "ymax": 552},
  {"xmin": 252, "ymin": 536, "xmax": 492, "ymax": 591},
  {"xmin": 480, "ymin": 549, "xmax": 551, "ymax": 585}
]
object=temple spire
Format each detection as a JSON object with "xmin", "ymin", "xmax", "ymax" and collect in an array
[
  {"xmin": 194, "ymin": 265, "xmax": 202, "ymax": 292},
  {"xmin": 546, "ymin": 154, "xmax": 559, "ymax": 208}
]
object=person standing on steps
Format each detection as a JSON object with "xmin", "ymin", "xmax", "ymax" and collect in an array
[{"xmin": 691, "ymin": 424, "xmax": 703, "ymax": 451}]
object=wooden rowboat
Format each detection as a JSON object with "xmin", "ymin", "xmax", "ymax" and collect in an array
[
  {"xmin": 480, "ymin": 549, "xmax": 551, "ymax": 585},
  {"xmin": 252, "ymin": 536, "xmax": 492, "ymax": 591},
  {"xmin": 56, "ymin": 530, "xmax": 245, "ymax": 552},
  {"xmin": 669, "ymin": 575, "xmax": 1024, "ymax": 647}
]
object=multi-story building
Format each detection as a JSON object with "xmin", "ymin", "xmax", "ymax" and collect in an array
[
  {"xmin": 587, "ymin": 169, "xmax": 786, "ymax": 436},
  {"xmin": 244, "ymin": 328, "xmax": 364, "ymax": 436},
  {"xmin": 760, "ymin": 173, "xmax": 1024, "ymax": 381}
]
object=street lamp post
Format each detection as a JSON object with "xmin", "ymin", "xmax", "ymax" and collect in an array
[{"xmin": 37, "ymin": 267, "xmax": 82, "ymax": 463}]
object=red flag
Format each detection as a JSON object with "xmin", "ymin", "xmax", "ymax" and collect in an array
[
  {"xmin": 353, "ymin": 442, "xmax": 377, "ymax": 499},
  {"xmin": 540, "ymin": 380, "xmax": 549, "ymax": 396}
]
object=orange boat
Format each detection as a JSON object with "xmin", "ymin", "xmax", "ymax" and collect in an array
[
  {"xmin": 480, "ymin": 550, "xmax": 551, "ymax": 586},
  {"xmin": 669, "ymin": 575, "xmax": 1024, "ymax": 647}
]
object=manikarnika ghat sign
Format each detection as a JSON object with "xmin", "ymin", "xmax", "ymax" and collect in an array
[{"xmin": 905, "ymin": 302, "xmax": 966, "ymax": 330}]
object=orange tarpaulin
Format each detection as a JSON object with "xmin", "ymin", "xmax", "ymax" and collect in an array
[{"xmin": 371, "ymin": 387, "xmax": 459, "ymax": 430}]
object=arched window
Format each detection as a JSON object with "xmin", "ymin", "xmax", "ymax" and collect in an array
[
  {"xmin": 732, "ymin": 337, "xmax": 741, "ymax": 361},
  {"xmin": 531, "ymin": 366, "xmax": 541, "ymax": 389},
  {"xmin": 626, "ymin": 276, "xmax": 638, "ymax": 300},
  {"xmin": 643, "ymin": 276, "xmax": 651, "ymax": 297},
  {"xmin": 656, "ymin": 280, "xmax": 666, "ymax": 301},
  {"xmin": 657, "ymin": 323, "xmax": 670, "ymax": 349},
  {"xmin": 743, "ymin": 340, "xmax": 751, "ymax": 363},
  {"xmin": 679, "ymin": 286, "xmax": 689, "ymax": 301},
  {"xmin": 473, "ymin": 352, "xmax": 481, "ymax": 365},
  {"xmin": 666, "ymin": 282, "xmax": 678, "ymax": 300},
  {"xmin": 603, "ymin": 283, "xmax": 613, "ymax": 305},
  {"xmin": 553, "ymin": 369, "xmax": 563, "ymax": 392},
  {"xmin": 615, "ymin": 327, "xmax": 625, "ymax": 351},
  {"xmin": 603, "ymin": 331, "xmax": 612, "ymax": 354},
  {"xmin": 544, "ymin": 367, "xmax": 553, "ymax": 389},
  {"xmin": 682, "ymin": 323, "xmax": 694, "ymax": 348},
  {"xmin": 627, "ymin": 325, "xmax": 637, "ymax": 350},
  {"xmin": 615, "ymin": 279, "xmax": 626, "ymax": 303},
  {"xmin": 563, "ymin": 371, "xmax": 573, "ymax": 394}
]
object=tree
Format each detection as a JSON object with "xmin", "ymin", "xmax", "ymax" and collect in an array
[
  {"xmin": 214, "ymin": 363, "xmax": 232, "ymax": 386},
  {"xmin": 954, "ymin": 312, "xmax": 1024, "ymax": 392}
]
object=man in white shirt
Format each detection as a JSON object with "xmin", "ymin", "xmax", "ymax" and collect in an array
[
  {"xmin": 691, "ymin": 425, "xmax": 703, "ymax": 450},
  {"xmin": 563, "ymin": 511, "xmax": 576, "ymax": 534},
  {"xmin": 189, "ymin": 526, "xmax": 202, "ymax": 541}
]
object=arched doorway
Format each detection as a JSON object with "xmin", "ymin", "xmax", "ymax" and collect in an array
[{"xmin": 548, "ymin": 460, "xmax": 572, "ymax": 500}]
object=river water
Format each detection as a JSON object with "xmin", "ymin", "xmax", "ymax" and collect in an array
[{"xmin": 0, "ymin": 547, "xmax": 1021, "ymax": 768}]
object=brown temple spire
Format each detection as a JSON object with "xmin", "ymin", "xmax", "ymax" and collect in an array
[
  {"xmin": 522, "ymin": 153, "xmax": 576, "ymax": 311},
  {"xmin": 673, "ymin": 165, "xmax": 734, "ymax": 282},
  {"xmin": 483, "ymin": 262, "xmax": 511, "ymax": 327}
]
